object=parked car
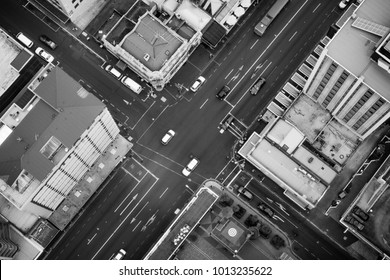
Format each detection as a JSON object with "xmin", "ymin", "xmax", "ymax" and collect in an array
[
  {"xmin": 352, "ymin": 206, "xmax": 369, "ymax": 221},
  {"xmin": 338, "ymin": 0, "xmax": 350, "ymax": 9},
  {"xmin": 161, "ymin": 129, "xmax": 175, "ymax": 145},
  {"xmin": 338, "ymin": 191, "xmax": 347, "ymax": 199},
  {"xmin": 39, "ymin": 35, "xmax": 57, "ymax": 50},
  {"xmin": 35, "ymin": 47, "xmax": 54, "ymax": 63},
  {"xmin": 190, "ymin": 76, "xmax": 206, "ymax": 92},
  {"xmin": 237, "ymin": 186, "xmax": 253, "ymax": 201},
  {"xmin": 105, "ymin": 65, "xmax": 122, "ymax": 79},
  {"xmin": 110, "ymin": 249, "xmax": 126, "ymax": 260},
  {"xmin": 250, "ymin": 77, "xmax": 266, "ymax": 95},
  {"xmin": 216, "ymin": 85, "xmax": 231, "ymax": 100},
  {"xmin": 344, "ymin": 215, "xmax": 364, "ymax": 231},
  {"xmin": 258, "ymin": 202, "xmax": 274, "ymax": 218}
]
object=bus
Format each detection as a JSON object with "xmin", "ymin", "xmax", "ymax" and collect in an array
[{"xmin": 254, "ymin": 0, "xmax": 289, "ymax": 36}]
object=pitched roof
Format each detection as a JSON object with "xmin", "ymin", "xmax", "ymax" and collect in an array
[{"xmin": 0, "ymin": 67, "xmax": 105, "ymax": 184}]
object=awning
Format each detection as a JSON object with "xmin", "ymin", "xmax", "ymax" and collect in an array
[
  {"xmin": 240, "ymin": 0, "xmax": 251, "ymax": 8},
  {"xmin": 234, "ymin": 7, "xmax": 245, "ymax": 17},
  {"xmin": 226, "ymin": 15, "xmax": 238, "ymax": 26}
]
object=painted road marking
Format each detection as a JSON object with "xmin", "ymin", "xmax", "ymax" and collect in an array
[
  {"xmin": 225, "ymin": 69, "xmax": 234, "ymax": 79},
  {"xmin": 289, "ymin": 31, "xmax": 297, "ymax": 42},
  {"xmin": 200, "ymin": 98, "xmax": 208, "ymax": 109},
  {"xmin": 313, "ymin": 3, "xmax": 321, "ymax": 13},
  {"xmin": 159, "ymin": 187, "xmax": 168, "ymax": 199},
  {"xmin": 250, "ymin": 39, "xmax": 259, "ymax": 50}
]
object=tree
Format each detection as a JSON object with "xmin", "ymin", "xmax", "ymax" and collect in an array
[
  {"xmin": 257, "ymin": 222, "xmax": 272, "ymax": 239},
  {"xmin": 244, "ymin": 214, "xmax": 259, "ymax": 228},
  {"xmin": 233, "ymin": 204, "xmax": 246, "ymax": 219},
  {"xmin": 270, "ymin": 234, "xmax": 286, "ymax": 249},
  {"xmin": 248, "ymin": 227, "xmax": 259, "ymax": 240},
  {"xmin": 219, "ymin": 194, "xmax": 234, "ymax": 207}
]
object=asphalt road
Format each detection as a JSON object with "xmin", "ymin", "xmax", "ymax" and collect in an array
[{"xmin": 1, "ymin": 0, "xmax": 357, "ymax": 260}]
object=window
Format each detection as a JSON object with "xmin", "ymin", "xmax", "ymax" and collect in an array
[{"xmin": 40, "ymin": 136, "xmax": 63, "ymax": 160}]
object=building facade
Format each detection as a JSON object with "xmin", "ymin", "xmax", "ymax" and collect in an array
[{"xmin": 303, "ymin": 0, "xmax": 390, "ymax": 140}]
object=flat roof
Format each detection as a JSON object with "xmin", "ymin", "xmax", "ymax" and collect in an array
[
  {"xmin": 245, "ymin": 137, "xmax": 327, "ymax": 205},
  {"xmin": 312, "ymin": 119, "xmax": 358, "ymax": 166},
  {"xmin": 285, "ymin": 94, "xmax": 331, "ymax": 143},
  {"xmin": 267, "ymin": 119, "xmax": 305, "ymax": 154},
  {"xmin": 173, "ymin": 0, "xmax": 211, "ymax": 31},
  {"xmin": 121, "ymin": 13, "xmax": 182, "ymax": 71},
  {"xmin": 0, "ymin": 30, "xmax": 22, "ymax": 96},
  {"xmin": 292, "ymin": 146, "xmax": 337, "ymax": 184},
  {"xmin": 327, "ymin": 0, "xmax": 390, "ymax": 100}
]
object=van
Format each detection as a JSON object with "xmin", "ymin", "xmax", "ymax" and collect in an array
[
  {"xmin": 237, "ymin": 186, "xmax": 254, "ymax": 201},
  {"xmin": 182, "ymin": 157, "xmax": 200, "ymax": 176},
  {"xmin": 105, "ymin": 65, "xmax": 122, "ymax": 80},
  {"xmin": 16, "ymin": 32, "xmax": 33, "ymax": 48},
  {"xmin": 121, "ymin": 76, "xmax": 142, "ymax": 94}
]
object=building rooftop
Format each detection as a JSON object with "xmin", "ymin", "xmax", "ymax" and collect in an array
[
  {"xmin": 0, "ymin": 29, "xmax": 25, "ymax": 97},
  {"xmin": 241, "ymin": 135, "xmax": 327, "ymax": 207},
  {"xmin": 121, "ymin": 13, "xmax": 183, "ymax": 71},
  {"xmin": 146, "ymin": 183, "xmax": 219, "ymax": 259},
  {"xmin": 285, "ymin": 94, "xmax": 331, "ymax": 143},
  {"xmin": 327, "ymin": 0, "xmax": 390, "ymax": 101},
  {"xmin": 0, "ymin": 66, "xmax": 104, "ymax": 207},
  {"xmin": 267, "ymin": 119, "xmax": 305, "ymax": 154},
  {"xmin": 285, "ymin": 94, "xmax": 359, "ymax": 166},
  {"xmin": 341, "ymin": 149, "xmax": 390, "ymax": 258},
  {"xmin": 292, "ymin": 146, "xmax": 337, "ymax": 184}
]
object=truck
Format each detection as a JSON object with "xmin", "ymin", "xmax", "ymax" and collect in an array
[{"xmin": 254, "ymin": 0, "xmax": 289, "ymax": 36}]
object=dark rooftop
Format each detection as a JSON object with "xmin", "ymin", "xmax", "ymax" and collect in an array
[{"xmin": 147, "ymin": 186, "xmax": 218, "ymax": 260}]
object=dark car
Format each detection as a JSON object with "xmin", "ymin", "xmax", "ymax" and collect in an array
[
  {"xmin": 250, "ymin": 77, "xmax": 266, "ymax": 95},
  {"xmin": 258, "ymin": 202, "xmax": 274, "ymax": 218},
  {"xmin": 216, "ymin": 85, "xmax": 231, "ymax": 100},
  {"xmin": 344, "ymin": 215, "xmax": 364, "ymax": 231},
  {"xmin": 39, "ymin": 35, "xmax": 57, "ymax": 50},
  {"xmin": 352, "ymin": 206, "xmax": 369, "ymax": 221}
]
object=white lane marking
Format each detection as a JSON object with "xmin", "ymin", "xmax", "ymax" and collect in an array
[
  {"xmin": 200, "ymin": 98, "xmax": 208, "ymax": 109},
  {"xmin": 289, "ymin": 31, "xmax": 297, "ymax": 42},
  {"xmin": 130, "ymin": 100, "xmax": 156, "ymax": 130},
  {"xmin": 132, "ymin": 220, "xmax": 142, "ymax": 232},
  {"xmin": 130, "ymin": 201, "xmax": 149, "ymax": 223},
  {"xmin": 87, "ymin": 233, "xmax": 97, "ymax": 245},
  {"xmin": 159, "ymin": 187, "xmax": 168, "ymax": 199},
  {"xmin": 185, "ymin": 184, "xmax": 195, "ymax": 194},
  {"xmin": 250, "ymin": 39, "xmax": 259, "ymax": 50},
  {"xmin": 225, "ymin": 69, "xmax": 234, "ymax": 79},
  {"xmin": 115, "ymin": 193, "xmax": 138, "ymax": 213},
  {"xmin": 92, "ymin": 183, "xmax": 156, "ymax": 259},
  {"xmin": 229, "ymin": 0, "xmax": 309, "ymax": 99},
  {"xmin": 313, "ymin": 3, "xmax": 321, "ymax": 13}
]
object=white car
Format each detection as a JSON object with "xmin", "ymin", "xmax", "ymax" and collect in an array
[
  {"xmin": 161, "ymin": 130, "xmax": 175, "ymax": 145},
  {"xmin": 35, "ymin": 47, "xmax": 54, "ymax": 63},
  {"xmin": 338, "ymin": 0, "xmax": 350, "ymax": 9},
  {"xmin": 190, "ymin": 76, "xmax": 206, "ymax": 92},
  {"xmin": 110, "ymin": 249, "xmax": 126, "ymax": 260},
  {"xmin": 182, "ymin": 157, "xmax": 200, "ymax": 176}
]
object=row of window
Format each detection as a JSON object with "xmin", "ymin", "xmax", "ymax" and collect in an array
[
  {"xmin": 321, "ymin": 70, "xmax": 349, "ymax": 108},
  {"xmin": 352, "ymin": 98, "xmax": 385, "ymax": 131},
  {"xmin": 343, "ymin": 89, "xmax": 374, "ymax": 123},
  {"xmin": 312, "ymin": 62, "xmax": 338, "ymax": 100}
]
